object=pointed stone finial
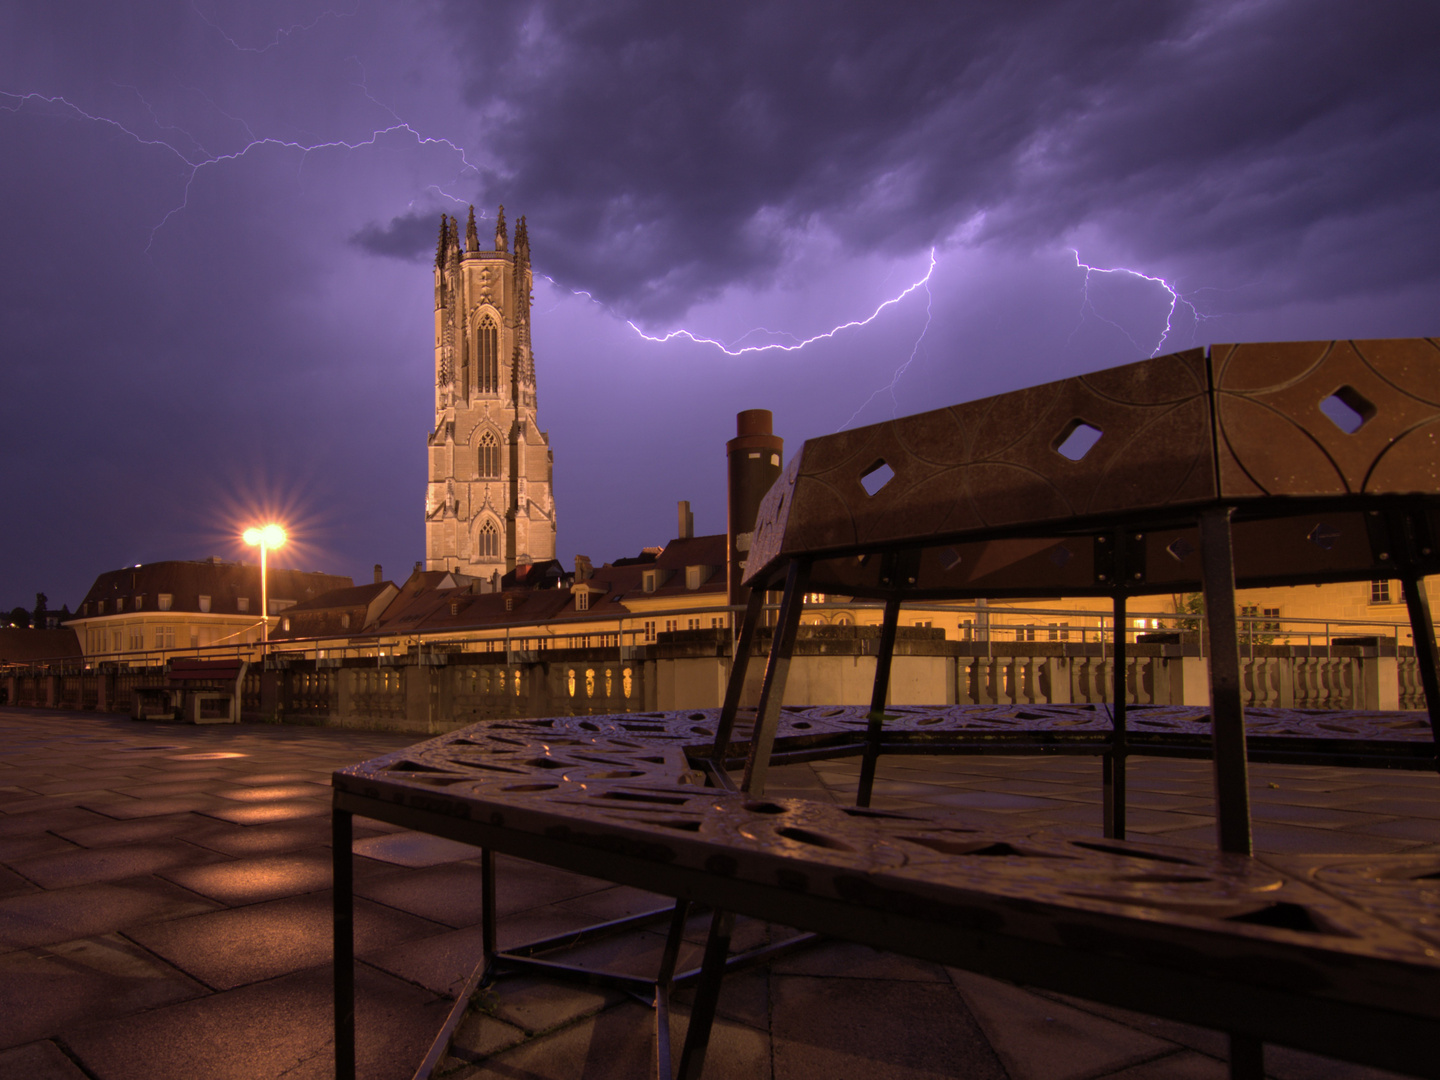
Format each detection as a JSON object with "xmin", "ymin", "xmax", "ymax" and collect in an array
[
  {"xmin": 494, "ymin": 205, "xmax": 508, "ymax": 251},
  {"xmin": 435, "ymin": 214, "xmax": 448, "ymax": 268},
  {"xmin": 449, "ymin": 216, "xmax": 460, "ymax": 260},
  {"xmin": 516, "ymin": 215, "xmax": 529, "ymax": 261},
  {"xmin": 465, "ymin": 206, "xmax": 479, "ymax": 252}
]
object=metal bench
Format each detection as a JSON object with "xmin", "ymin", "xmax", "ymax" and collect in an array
[{"xmin": 334, "ymin": 337, "xmax": 1440, "ymax": 1079}]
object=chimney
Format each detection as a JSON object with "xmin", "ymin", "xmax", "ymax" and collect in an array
[
  {"xmin": 413, "ymin": 561, "xmax": 423, "ymax": 575},
  {"xmin": 677, "ymin": 500, "xmax": 694, "ymax": 540},
  {"xmin": 373, "ymin": 564, "xmax": 383, "ymax": 584},
  {"xmin": 727, "ymin": 410, "xmax": 783, "ymax": 604},
  {"xmin": 574, "ymin": 555, "xmax": 593, "ymax": 583}
]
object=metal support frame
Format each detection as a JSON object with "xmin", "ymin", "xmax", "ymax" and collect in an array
[
  {"xmin": 333, "ymin": 808, "xmax": 354, "ymax": 1080},
  {"xmin": 1104, "ymin": 592, "xmax": 1128, "ymax": 840},
  {"xmin": 1199, "ymin": 506, "xmax": 1253, "ymax": 856},
  {"xmin": 856, "ymin": 595, "xmax": 902, "ymax": 808},
  {"xmin": 676, "ymin": 909, "xmax": 736, "ymax": 1080},
  {"xmin": 1401, "ymin": 572, "xmax": 1440, "ymax": 768},
  {"xmin": 711, "ymin": 587, "xmax": 767, "ymax": 762},
  {"xmin": 741, "ymin": 559, "xmax": 811, "ymax": 796}
]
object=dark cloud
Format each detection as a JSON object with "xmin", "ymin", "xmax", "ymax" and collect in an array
[
  {"xmin": 350, "ymin": 209, "xmax": 443, "ymax": 261},
  {"xmin": 435, "ymin": 0, "xmax": 1440, "ymax": 318}
]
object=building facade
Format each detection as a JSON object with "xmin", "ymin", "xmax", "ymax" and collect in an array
[{"xmin": 426, "ymin": 206, "xmax": 557, "ymax": 577}]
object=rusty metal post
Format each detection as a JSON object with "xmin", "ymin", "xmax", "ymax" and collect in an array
[
  {"xmin": 333, "ymin": 806, "xmax": 354, "ymax": 1080},
  {"xmin": 857, "ymin": 596, "xmax": 902, "ymax": 808},
  {"xmin": 741, "ymin": 559, "xmax": 810, "ymax": 796},
  {"xmin": 1200, "ymin": 507, "xmax": 1252, "ymax": 856},
  {"xmin": 1104, "ymin": 592, "xmax": 1128, "ymax": 839}
]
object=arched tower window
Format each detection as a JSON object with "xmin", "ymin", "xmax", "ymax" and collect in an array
[
  {"xmin": 477, "ymin": 316, "xmax": 498, "ymax": 393},
  {"xmin": 478, "ymin": 431, "xmax": 500, "ymax": 478},
  {"xmin": 479, "ymin": 520, "xmax": 499, "ymax": 558}
]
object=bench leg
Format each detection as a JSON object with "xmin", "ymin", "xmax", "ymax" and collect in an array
[
  {"xmin": 480, "ymin": 848, "xmax": 497, "ymax": 984},
  {"xmin": 711, "ymin": 588, "xmax": 767, "ymax": 763},
  {"xmin": 654, "ymin": 900, "xmax": 691, "ymax": 1080},
  {"xmin": 1200, "ymin": 507, "xmax": 1252, "ymax": 856},
  {"xmin": 1228, "ymin": 1033, "xmax": 1263, "ymax": 1080},
  {"xmin": 675, "ymin": 909, "xmax": 736, "ymax": 1080},
  {"xmin": 741, "ymin": 559, "xmax": 811, "ymax": 796},
  {"xmin": 1104, "ymin": 592, "xmax": 1128, "ymax": 840},
  {"xmin": 857, "ymin": 595, "xmax": 902, "ymax": 808},
  {"xmin": 333, "ymin": 807, "xmax": 354, "ymax": 1080},
  {"xmin": 1400, "ymin": 570, "xmax": 1440, "ymax": 768}
]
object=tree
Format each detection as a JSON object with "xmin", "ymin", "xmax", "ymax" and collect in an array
[{"xmin": 5, "ymin": 607, "xmax": 31, "ymax": 629}]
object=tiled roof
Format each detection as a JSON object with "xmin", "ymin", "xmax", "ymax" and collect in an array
[{"xmin": 74, "ymin": 560, "xmax": 352, "ymax": 618}]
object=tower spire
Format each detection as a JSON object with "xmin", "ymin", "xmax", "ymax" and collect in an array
[
  {"xmin": 515, "ymin": 215, "xmax": 529, "ymax": 263},
  {"xmin": 448, "ymin": 216, "xmax": 460, "ymax": 263},
  {"xmin": 435, "ymin": 214, "xmax": 448, "ymax": 268},
  {"xmin": 494, "ymin": 205, "xmax": 508, "ymax": 252},
  {"xmin": 465, "ymin": 206, "xmax": 478, "ymax": 253}
]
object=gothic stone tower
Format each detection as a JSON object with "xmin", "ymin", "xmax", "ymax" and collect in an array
[{"xmin": 426, "ymin": 206, "xmax": 556, "ymax": 575}]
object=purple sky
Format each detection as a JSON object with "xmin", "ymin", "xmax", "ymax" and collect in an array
[{"xmin": 3, "ymin": 0, "xmax": 1438, "ymax": 613}]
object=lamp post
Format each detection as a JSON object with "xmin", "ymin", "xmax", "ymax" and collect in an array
[{"xmin": 243, "ymin": 524, "xmax": 286, "ymax": 655}]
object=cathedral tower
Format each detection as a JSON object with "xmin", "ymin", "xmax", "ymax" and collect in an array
[{"xmin": 426, "ymin": 206, "xmax": 556, "ymax": 575}]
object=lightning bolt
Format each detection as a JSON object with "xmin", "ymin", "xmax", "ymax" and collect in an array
[
  {"xmin": 836, "ymin": 271, "xmax": 934, "ymax": 430},
  {"xmin": 1068, "ymin": 249, "xmax": 1210, "ymax": 357},
  {"xmin": 0, "ymin": 88, "xmax": 480, "ymax": 253},
  {"xmin": 189, "ymin": 1, "xmax": 358, "ymax": 54},
  {"xmin": 625, "ymin": 248, "xmax": 937, "ymax": 356}
]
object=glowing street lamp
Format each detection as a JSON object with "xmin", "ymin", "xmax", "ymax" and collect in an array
[{"xmin": 243, "ymin": 523, "xmax": 287, "ymax": 652}]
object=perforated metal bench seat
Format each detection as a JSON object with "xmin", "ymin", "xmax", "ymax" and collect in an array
[{"xmin": 332, "ymin": 709, "xmax": 1440, "ymax": 1079}]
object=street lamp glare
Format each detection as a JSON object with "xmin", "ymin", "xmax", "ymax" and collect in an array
[{"xmin": 244, "ymin": 524, "xmax": 286, "ymax": 549}]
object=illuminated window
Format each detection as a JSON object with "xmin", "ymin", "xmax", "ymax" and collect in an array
[
  {"xmin": 198, "ymin": 595, "xmax": 211, "ymax": 613},
  {"xmin": 478, "ymin": 432, "xmax": 500, "ymax": 478},
  {"xmin": 237, "ymin": 597, "xmax": 250, "ymax": 613},
  {"xmin": 158, "ymin": 594, "xmax": 173, "ymax": 612},
  {"xmin": 477, "ymin": 316, "xmax": 499, "ymax": 392},
  {"xmin": 480, "ymin": 521, "xmax": 499, "ymax": 558}
]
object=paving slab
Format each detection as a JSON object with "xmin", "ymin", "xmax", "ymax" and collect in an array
[
  {"xmin": 62, "ymin": 960, "xmax": 445, "ymax": 1080},
  {"xmin": 0, "ymin": 933, "xmax": 205, "ymax": 1050},
  {"xmin": 123, "ymin": 890, "xmax": 445, "ymax": 990},
  {"xmin": 0, "ymin": 1040, "xmax": 90, "ymax": 1079},
  {"xmin": 0, "ymin": 876, "xmax": 222, "ymax": 950}
]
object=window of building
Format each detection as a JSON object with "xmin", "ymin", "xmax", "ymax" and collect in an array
[
  {"xmin": 115, "ymin": 597, "xmax": 124, "ymax": 613},
  {"xmin": 156, "ymin": 626, "xmax": 175, "ymax": 649},
  {"xmin": 341, "ymin": 613, "xmax": 351, "ymax": 629},
  {"xmin": 190, "ymin": 630, "xmax": 199, "ymax": 648},
  {"xmin": 96, "ymin": 600, "xmax": 105, "ymax": 615},
  {"xmin": 478, "ymin": 432, "xmax": 500, "ymax": 478},
  {"xmin": 158, "ymin": 593, "xmax": 173, "ymax": 612},
  {"xmin": 711, "ymin": 617, "xmax": 724, "ymax": 629},
  {"xmin": 477, "ymin": 316, "xmax": 499, "ymax": 392},
  {"xmin": 804, "ymin": 592, "xmax": 827, "ymax": 604},
  {"xmin": 1048, "ymin": 622, "xmax": 1071, "ymax": 642},
  {"xmin": 134, "ymin": 595, "xmax": 144, "ymax": 611},
  {"xmin": 1371, "ymin": 580, "xmax": 1392, "ymax": 604},
  {"xmin": 282, "ymin": 618, "xmax": 291, "ymax": 632},
  {"xmin": 480, "ymin": 520, "xmax": 499, "ymax": 558},
  {"xmin": 915, "ymin": 620, "xmax": 932, "ymax": 629},
  {"xmin": 643, "ymin": 570, "xmax": 657, "ymax": 594},
  {"xmin": 576, "ymin": 591, "xmax": 589, "ymax": 611},
  {"xmin": 198, "ymin": 595, "xmax": 211, "ymax": 613},
  {"xmin": 643, "ymin": 620, "xmax": 656, "ymax": 643},
  {"xmin": 111, "ymin": 629, "xmax": 122, "ymax": 651},
  {"xmin": 128, "ymin": 627, "xmax": 145, "ymax": 650},
  {"xmin": 1016, "ymin": 626, "xmax": 1035, "ymax": 642},
  {"xmin": 237, "ymin": 597, "xmax": 250, "ymax": 613},
  {"xmin": 665, "ymin": 619, "xmax": 678, "ymax": 634},
  {"xmin": 687, "ymin": 617, "xmax": 700, "ymax": 630}
]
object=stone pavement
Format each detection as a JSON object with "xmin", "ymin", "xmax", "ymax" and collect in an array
[{"xmin": 0, "ymin": 708, "xmax": 1435, "ymax": 1080}]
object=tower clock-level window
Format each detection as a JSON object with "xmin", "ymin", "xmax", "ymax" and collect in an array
[
  {"xmin": 477, "ymin": 316, "xmax": 499, "ymax": 393},
  {"xmin": 479, "ymin": 520, "xmax": 499, "ymax": 558},
  {"xmin": 478, "ymin": 432, "xmax": 500, "ymax": 478}
]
